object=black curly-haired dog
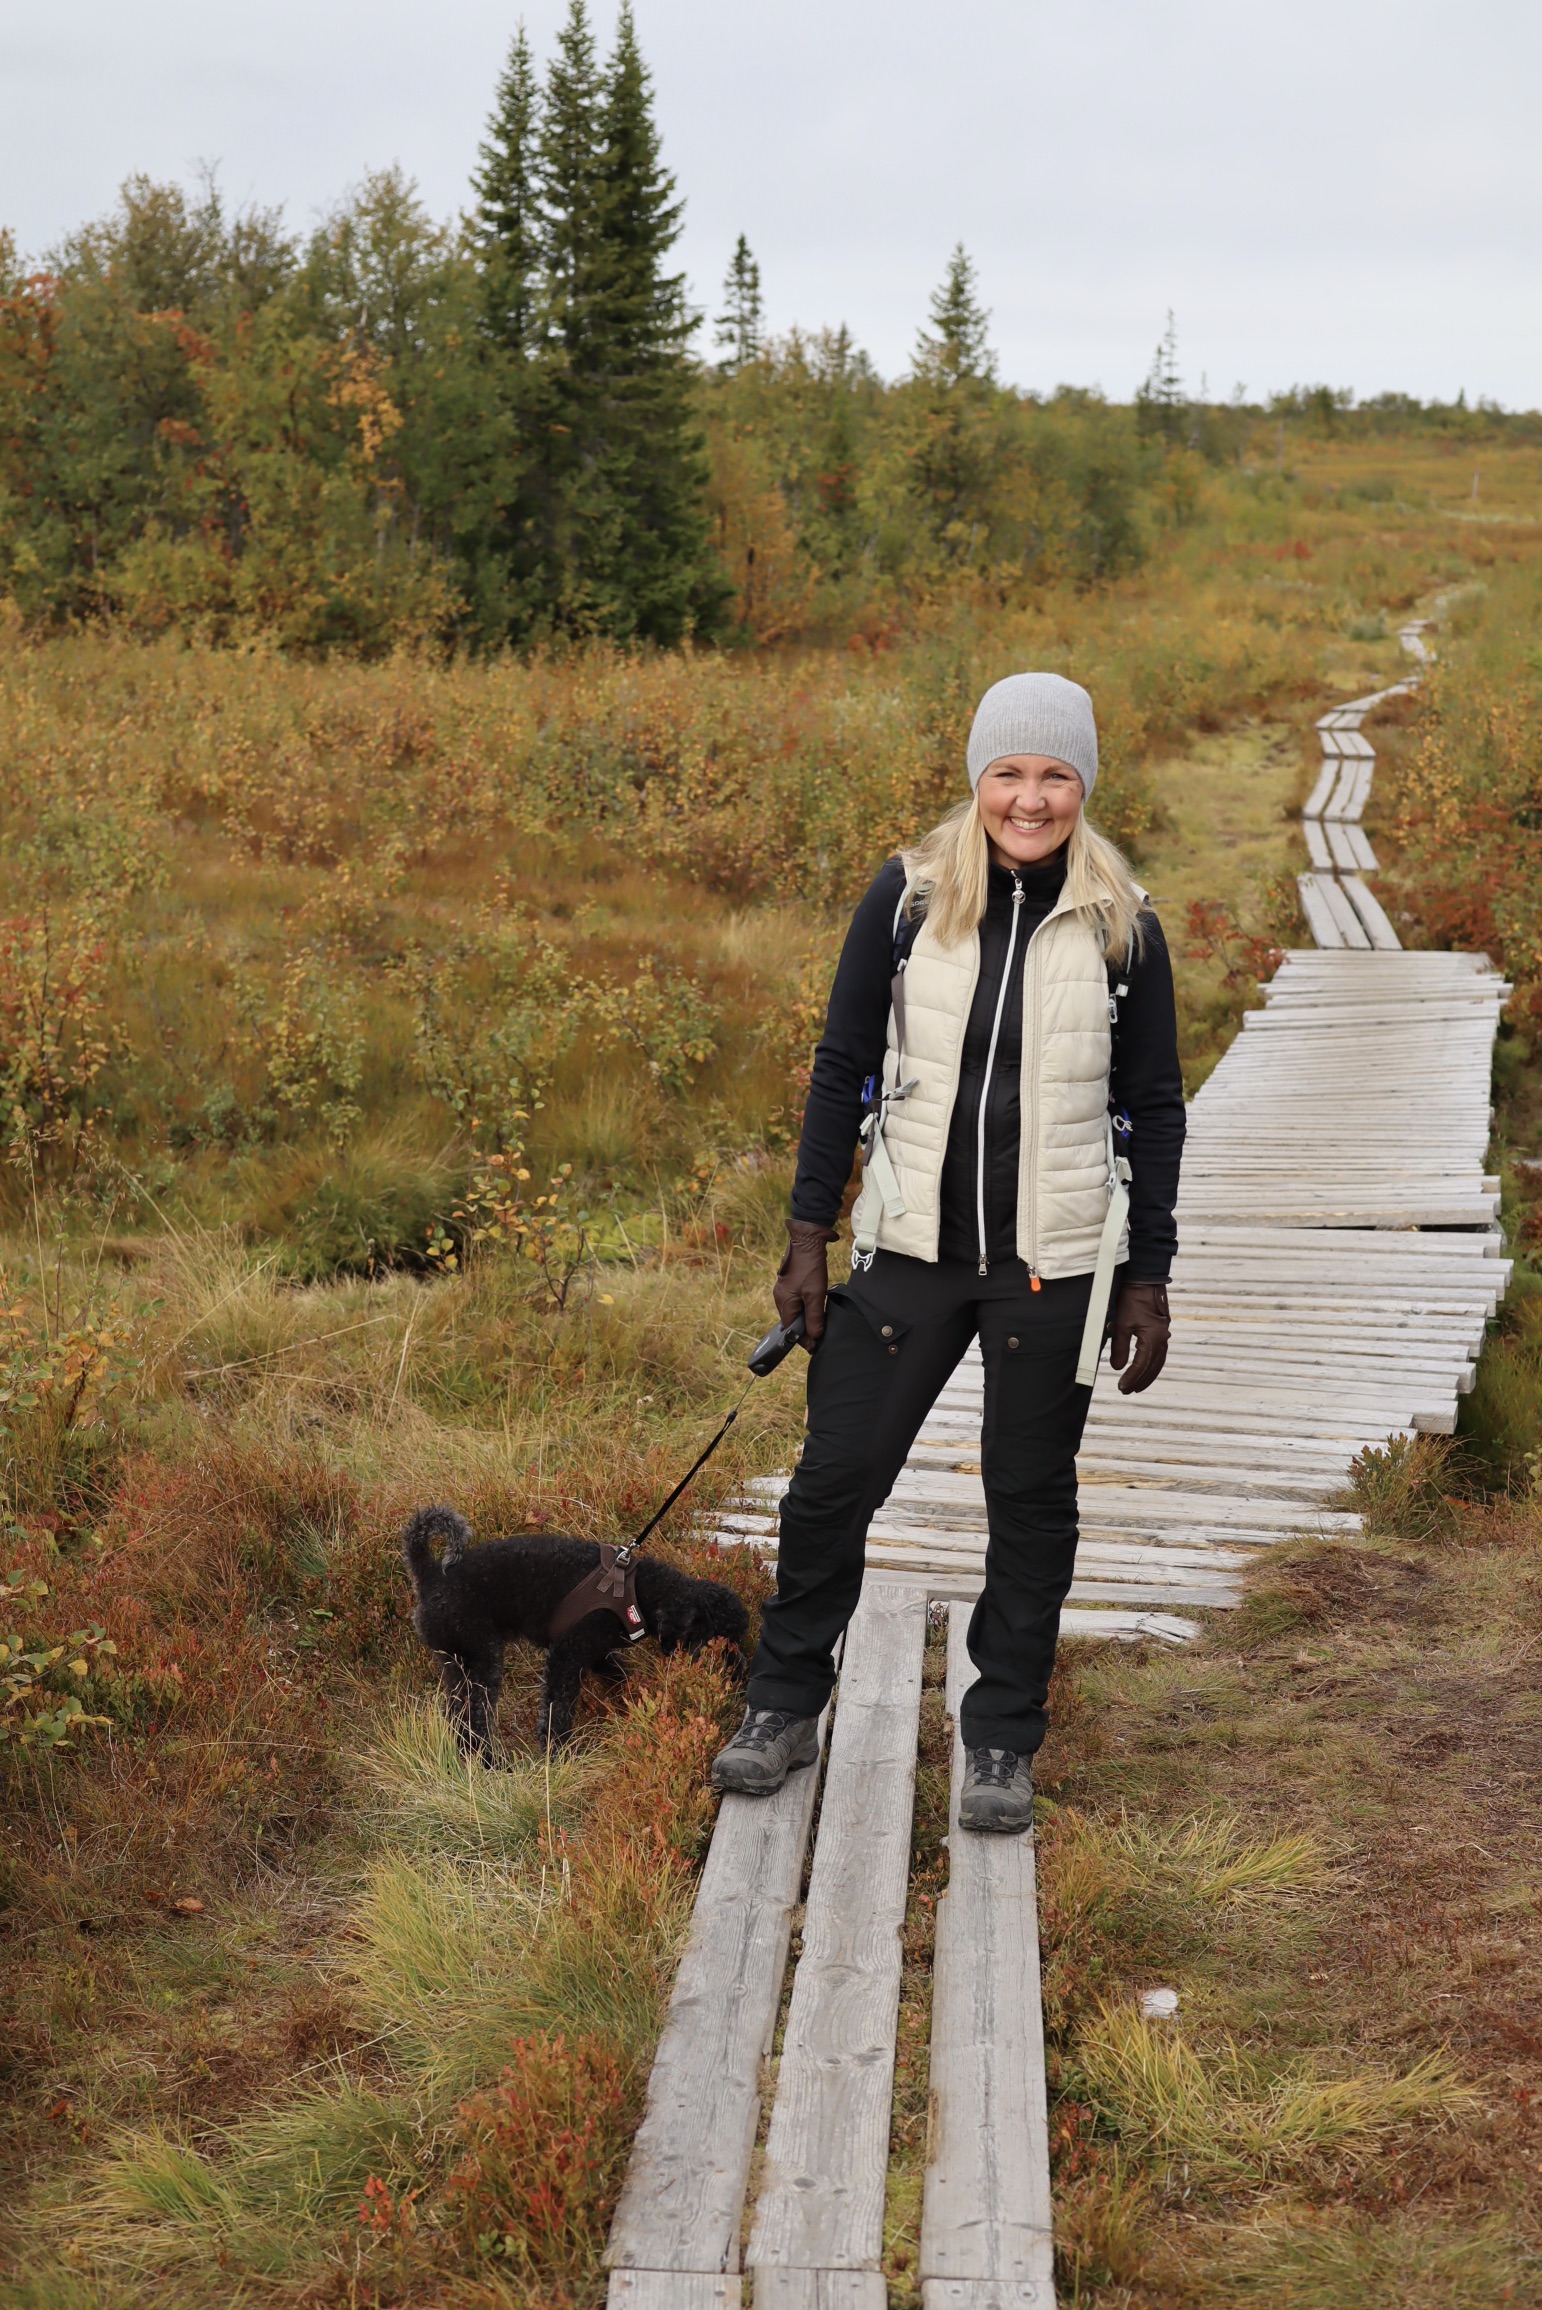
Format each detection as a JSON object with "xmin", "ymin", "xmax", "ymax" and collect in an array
[{"xmin": 402, "ymin": 1505, "xmax": 749, "ymax": 1756}]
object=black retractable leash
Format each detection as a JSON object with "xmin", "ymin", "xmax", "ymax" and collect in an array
[{"xmin": 546, "ymin": 1312, "xmax": 807, "ymax": 1647}]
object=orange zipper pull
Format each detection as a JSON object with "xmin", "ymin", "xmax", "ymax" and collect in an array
[{"xmin": 1030, "ymin": 1268, "xmax": 1041, "ymax": 1293}]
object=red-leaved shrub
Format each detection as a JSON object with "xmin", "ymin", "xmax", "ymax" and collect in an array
[{"xmin": 444, "ymin": 2031, "xmax": 637, "ymax": 2297}]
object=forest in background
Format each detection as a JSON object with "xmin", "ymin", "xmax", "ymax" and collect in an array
[{"xmin": 2, "ymin": 0, "xmax": 1538, "ymax": 658}]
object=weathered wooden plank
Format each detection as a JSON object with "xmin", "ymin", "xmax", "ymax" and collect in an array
[
  {"xmin": 1274, "ymin": 984, "xmax": 1486, "ymax": 1002},
  {"xmin": 1183, "ymin": 1145, "xmax": 1489, "ymax": 1160},
  {"xmin": 1176, "ymin": 1204, "xmax": 1497, "ymax": 1226},
  {"xmin": 1266, "ymin": 985, "xmax": 1495, "ymax": 1001},
  {"xmin": 774, "ymin": 1497, "xmax": 1349, "ymax": 1550},
  {"xmin": 1084, "ymin": 1404, "xmax": 1412, "ymax": 1441},
  {"xmin": 1340, "ymin": 762, "xmax": 1376, "ymax": 820},
  {"xmin": 1170, "ymin": 1271, "xmax": 1503, "ymax": 1293},
  {"xmin": 610, "ymin": 2275, "xmax": 742, "ymax": 2308},
  {"xmin": 1238, "ymin": 1004, "xmax": 1489, "ymax": 1033},
  {"xmin": 1302, "ymin": 762, "xmax": 1341, "ymax": 818},
  {"xmin": 861, "ymin": 1567, "xmax": 1242, "ymax": 1612},
  {"xmin": 1155, "ymin": 1347, "xmax": 1473, "ymax": 1386},
  {"xmin": 1133, "ymin": 1301, "xmax": 1487, "ymax": 1331},
  {"xmin": 1297, "ymin": 873, "xmax": 1347, "ymax": 946},
  {"xmin": 1168, "ymin": 1302, "xmax": 1495, "ymax": 1321},
  {"xmin": 1303, "ymin": 818, "xmax": 1335, "ymax": 870},
  {"xmin": 1170, "ymin": 1345, "xmax": 1476, "ymax": 1384},
  {"xmin": 753, "ymin": 2272, "xmax": 887, "ymax": 2308},
  {"xmin": 1162, "ymin": 1307, "xmax": 1488, "ymax": 1337},
  {"xmin": 1239, "ymin": 1007, "xmax": 1495, "ymax": 1027},
  {"xmin": 747, "ymin": 1582, "xmax": 928, "ymax": 2282},
  {"xmin": 1320, "ymin": 762, "xmax": 1364, "ymax": 822},
  {"xmin": 1324, "ymin": 820, "xmax": 1358, "ymax": 872},
  {"xmin": 1113, "ymin": 1243, "xmax": 1500, "ymax": 1267},
  {"xmin": 1063, "ymin": 1607, "xmax": 1198, "ymax": 1641},
  {"xmin": 840, "ymin": 1526, "xmax": 1256, "ymax": 1577},
  {"xmin": 878, "ymin": 1485, "xmax": 1359, "ymax": 1536},
  {"xmin": 922, "ymin": 2281, "xmax": 1052, "ymax": 2307},
  {"xmin": 1319, "ymin": 728, "xmax": 1374, "ymax": 757},
  {"xmin": 1341, "ymin": 875, "xmax": 1402, "ymax": 950},
  {"xmin": 1271, "ymin": 949, "xmax": 1468, "ymax": 966},
  {"xmin": 606, "ymin": 1699, "xmax": 831, "ymax": 2289},
  {"xmin": 919, "ymin": 1612, "xmax": 1055, "ymax": 2305},
  {"xmin": 1180, "ymin": 1165, "xmax": 1488, "ymax": 1182}
]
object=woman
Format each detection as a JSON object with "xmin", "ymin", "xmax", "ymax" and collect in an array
[{"xmin": 712, "ymin": 671, "xmax": 1185, "ymax": 1831}]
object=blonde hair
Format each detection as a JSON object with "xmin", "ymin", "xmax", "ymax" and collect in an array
[{"xmin": 902, "ymin": 795, "xmax": 1146, "ymax": 963}]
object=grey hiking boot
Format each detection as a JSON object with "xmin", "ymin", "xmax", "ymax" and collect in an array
[
  {"xmin": 711, "ymin": 1707, "xmax": 820, "ymax": 1795},
  {"xmin": 958, "ymin": 1747, "xmax": 1035, "ymax": 1833}
]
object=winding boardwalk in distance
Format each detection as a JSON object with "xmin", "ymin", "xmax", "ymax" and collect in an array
[{"xmin": 605, "ymin": 620, "xmax": 1510, "ymax": 2308}]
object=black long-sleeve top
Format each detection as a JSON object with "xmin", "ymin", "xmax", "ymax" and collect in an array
[{"xmin": 790, "ymin": 850, "xmax": 1186, "ymax": 1280}]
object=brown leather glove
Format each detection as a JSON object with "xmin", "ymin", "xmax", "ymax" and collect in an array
[
  {"xmin": 774, "ymin": 1219, "xmax": 837, "ymax": 1346},
  {"xmin": 1108, "ymin": 1280, "xmax": 1170, "ymax": 1395}
]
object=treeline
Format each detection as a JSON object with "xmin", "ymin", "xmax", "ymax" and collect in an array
[
  {"xmin": 1, "ymin": 4, "xmax": 1536, "ymax": 658},
  {"xmin": 0, "ymin": 1, "xmax": 722, "ymax": 654}
]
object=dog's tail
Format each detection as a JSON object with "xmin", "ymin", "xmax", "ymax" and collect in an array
[{"xmin": 402, "ymin": 1504, "xmax": 472, "ymax": 1587}]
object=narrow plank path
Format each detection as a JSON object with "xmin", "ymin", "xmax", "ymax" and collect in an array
[
  {"xmin": 607, "ymin": 626, "xmax": 1510, "ymax": 2306},
  {"xmin": 747, "ymin": 1582, "xmax": 928, "ymax": 2306},
  {"xmin": 607, "ymin": 1698, "xmax": 833, "ymax": 2306},
  {"xmin": 918, "ymin": 1611, "xmax": 1054, "ymax": 2309}
]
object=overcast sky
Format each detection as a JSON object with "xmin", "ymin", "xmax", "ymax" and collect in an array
[{"xmin": 5, "ymin": 0, "xmax": 1538, "ymax": 405}]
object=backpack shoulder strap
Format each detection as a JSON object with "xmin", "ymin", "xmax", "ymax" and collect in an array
[{"xmin": 891, "ymin": 864, "xmax": 925, "ymax": 975}]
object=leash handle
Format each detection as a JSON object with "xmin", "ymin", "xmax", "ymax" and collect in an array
[{"xmin": 747, "ymin": 1310, "xmax": 806, "ymax": 1375}]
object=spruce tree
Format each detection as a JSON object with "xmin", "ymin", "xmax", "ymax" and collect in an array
[
  {"xmin": 1135, "ymin": 311, "xmax": 1187, "ymax": 444},
  {"xmin": 715, "ymin": 234, "xmax": 764, "ymax": 373},
  {"xmin": 590, "ymin": 2, "xmax": 727, "ymax": 639},
  {"xmin": 472, "ymin": 29, "xmax": 543, "ymax": 356},
  {"xmin": 468, "ymin": 24, "xmax": 551, "ymax": 634},
  {"xmin": 528, "ymin": 0, "xmax": 613, "ymax": 626},
  {"xmin": 915, "ymin": 243, "xmax": 994, "ymax": 388},
  {"xmin": 909, "ymin": 245, "xmax": 1001, "ymax": 563},
  {"xmin": 469, "ymin": 0, "xmax": 727, "ymax": 642},
  {"xmin": 540, "ymin": 0, "xmax": 607, "ymax": 364}
]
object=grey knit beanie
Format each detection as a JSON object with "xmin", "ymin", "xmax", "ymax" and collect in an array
[{"xmin": 966, "ymin": 672, "xmax": 1098, "ymax": 799}]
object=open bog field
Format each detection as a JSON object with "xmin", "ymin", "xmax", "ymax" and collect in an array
[{"xmin": 5, "ymin": 426, "xmax": 1542, "ymax": 2306}]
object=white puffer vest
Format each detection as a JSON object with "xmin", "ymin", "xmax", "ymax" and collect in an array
[{"xmin": 849, "ymin": 882, "xmax": 1129, "ymax": 1278}]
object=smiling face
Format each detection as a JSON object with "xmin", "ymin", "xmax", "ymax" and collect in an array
[{"xmin": 974, "ymin": 754, "xmax": 1084, "ymax": 868}]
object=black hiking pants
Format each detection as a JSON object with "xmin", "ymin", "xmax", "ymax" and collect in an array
[{"xmin": 747, "ymin": 1250, "xmax": 1097, "ymax": 1756}]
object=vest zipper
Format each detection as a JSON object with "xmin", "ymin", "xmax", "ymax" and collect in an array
[
  {"xmin": 1026, "ymin": 921, "xmax": 1044, "ymax": 1289},
  {"xmin": 976, "ymin": 873, "xmax": 1024, "ymax": 1275}
]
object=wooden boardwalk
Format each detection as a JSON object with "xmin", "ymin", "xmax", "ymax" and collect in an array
[
  {"xmin": 1296, "ymin": 633, "xmax": 1431, "ymax": 948},
  {"xmin": 606, "ymin": 641, "xmax": 1509, "ymax": 2307}
]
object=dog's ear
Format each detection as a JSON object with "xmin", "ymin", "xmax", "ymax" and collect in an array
[
  {"xmin": 676, "ymin": 1591, "xmax": 745, "ymax": 1655},
  {"xmin": 698, "ymin": 1586, "xmax": 749, "ymax": 1647}
]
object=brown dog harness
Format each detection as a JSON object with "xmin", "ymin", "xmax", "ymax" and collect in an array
[{"xmin": 547, "ymin": 1544, "xmax": 648, "ymax": 1648}]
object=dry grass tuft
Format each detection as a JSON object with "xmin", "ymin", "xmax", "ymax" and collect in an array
[
  {"xmin": 359, "ymin": 1696, "xmax": 596, "ymax": 1857},
  {"xmin": 1095, "ymin": 1812, "xmax": 1330, "ymax": 1903},
  {"xmin": 1077, "ymin": 2004, "xmax": 1470, "ymax": 2181},
  {"xmin": 1208, "ymin": 2210, "xmax": 1542, "ymax": 2308}
]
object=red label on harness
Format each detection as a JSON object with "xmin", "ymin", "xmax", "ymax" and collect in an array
[{"xmin": 625, "ymin": 1603, "xmax": 645, "ymax": 1640}]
